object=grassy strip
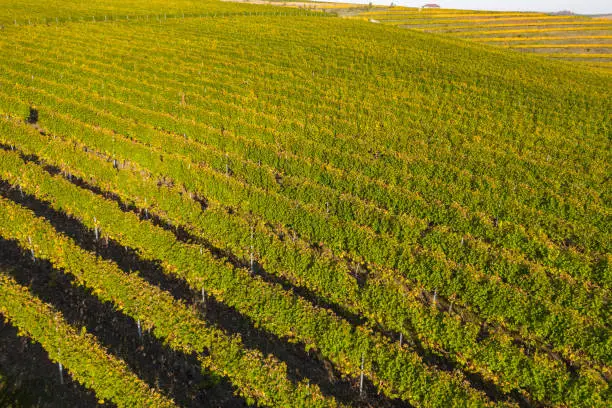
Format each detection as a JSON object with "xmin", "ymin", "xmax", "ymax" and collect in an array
[
  {"xmin": 423, "ymin": 21, "xmax": 612, "ymax": 31},
  {"xmin": 373, "ymin": 17, "xmax": 580, "ymax": 26},
  {"xmin": 471, "ymin": 36, "xmax": 612, "ymax": 42},
  {"xmin": 360, "ymin": 11, "xmax": 544, "ymax": 18},
  {"xmin": 508, "ymin": 44, "xmax": 612, "ymax": 48},
  {"xmin": 539, "ymin": 53, "xmax": 612, "ymax": 58},
  {"xmin": 459, "ymin": 26, "xmax": 612, "ymax": 36}
]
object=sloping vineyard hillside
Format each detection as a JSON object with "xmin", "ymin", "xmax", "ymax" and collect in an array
[
  {"xmin": 353, "ymin": 6, "xmax": 612, "ymax": 71},
  {"xmin": 0, "ymin": 0, "xmax": 610, "ymax": 407}
]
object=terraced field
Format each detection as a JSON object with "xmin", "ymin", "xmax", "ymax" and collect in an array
[
  {"xmin": 356, "ymin": 6, "xmax": 612, "ymax": 70},
  {"xmin": 0, "ymin": 0, "xmax": 610, "ymax": 407}
]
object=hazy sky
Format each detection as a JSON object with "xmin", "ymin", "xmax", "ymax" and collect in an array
[{"xmin": 323, "ymin": 1, "xmax": 611, "ymax": 14}]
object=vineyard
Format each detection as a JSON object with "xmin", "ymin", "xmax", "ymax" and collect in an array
[
  {"xmin": 0, "ymin": 0, "xmax": 610, "ymax": 407},
  {"xmin": 352, "ymin": 6, "xmax": 612, "ymax": 71}
]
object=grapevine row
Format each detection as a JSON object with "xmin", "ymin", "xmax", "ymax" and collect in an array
[
  {"xmin": 0, "ymin": 85, "xmax": 607, "ymax": 368},
  {"xmin": 0, "ymin": 195, "xmax": 333, "ymax": 407},
  {"xmin": 2, "ymin": 62, "xmax": 604, "ymax": 320},
  {"xmin": 3, "ymin": 31, "xmax": 608, "ymax": 267},
  {"xmin": 0, "ymin": 115, "xmax": 607, "ymax": 405},
  {"xmin": 0, "ymin": 272, "xmax": 177, "ymax": 408},
  {"xmin": 0, "ymin": 144, "xmax": 491, "ymax": 406}
]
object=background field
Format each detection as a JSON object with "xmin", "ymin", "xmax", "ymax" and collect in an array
[
  {"xmin": 0, "ymin": 0, "xmax": 610, "ymax": 407},
  {"xmin": 216, "ymin": 2, "xmax": 612, "ymax": 71},
  {"xmin": 349, "ymin": 5, "xmax": 612, "ymax": 70}
]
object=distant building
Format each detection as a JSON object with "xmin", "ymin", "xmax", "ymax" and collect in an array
[
  {"xmin": 550, "ymin": 10, "xmax": 575, "ymax": 16},
  {"xmin": 421, "ymin": 3, "xmax": 440, "ymax": 8}
]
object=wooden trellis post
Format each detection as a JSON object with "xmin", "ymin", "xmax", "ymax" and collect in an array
[
  {"xmin": 28, "ymin": 236, "xmax": 35, "ymax": 262},
  {"xmin": 359, "ymin": 353, "xmax": 365, "ymax": 398},
  {"xmin": 58, "ymin": 360, "xmax": 64, "ymax": 384},
  {"xmin": 250, "ymin": 225, "xmax": 255, "ymax": 274},
  {"xmin": 201, "ymin": 288, "xmax": 207, "ymax": 314},
  {"xmin": 56, "ymin": 318, "xmax": 63, "ymax": 384},
  {"xmin": 137, "ymin": 318, "xmax": 143, "ymax": 341},
  {"xmin": 93, "ymin": 217, "xmax": 99, "ymax": 242}
]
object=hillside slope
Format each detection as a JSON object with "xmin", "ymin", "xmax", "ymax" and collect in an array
[
  {"xmin": 0, "ymin": 1, "xmax": 610, "ymax": 407},
  {"xmin": 352, "ymin": 5, "xmax": 612, "ymax": 70}
]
